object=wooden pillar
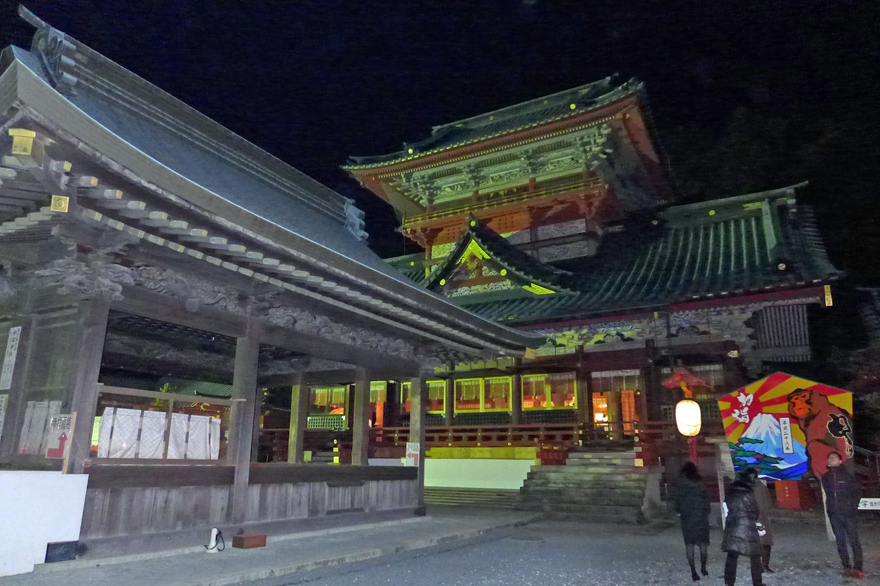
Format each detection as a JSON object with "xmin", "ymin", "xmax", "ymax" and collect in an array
[
  {"xmin": 510, "ymin": 372, "xmax": 522, "ymax": 425},
  {"xmin": 576, "ymin": 367, "xmax": 591, "ymax": 428},
  {"xmin": 345, "ymin": 383, "xmax": 356, "ymax": 431},
  {"xmin": 351, "ymin": 368, "xmax": 371, "ymax": 466},
  {"xmin": 287, "ymin": 372, "xmax": 308, "ymax": 463},
  {"xmin": 229, "ymin": 321, "xmax": 261, "ymax": 524},
  {"xmin": 444, "ymin": 377, "xmax": 455, "ymax": 427},
  {"xmin": 607, "ymin": 390, "xmax": 623, "ymax": 440},
  {"xmin": 67, "ymin": 299, "xmax": 111, "ymax": 474},
  {"xmin": 410, "ymin": 375, "xmax": 428, "ymax": 515}
]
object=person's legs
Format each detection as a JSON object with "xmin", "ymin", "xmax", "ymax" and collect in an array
[
  {"xmin": 749, "ymin": 555, "xmax": 763, "ymax": 585},
  {"xmin": 762, "ymin": 544, "xmax": 772, "ymax": 571},
  {"xmin": 829, "ymin": 514, "xmax": 852, "ymax": 570},
  {"xmin": 686, "ymin": 543, "xmax": 699, "ymax": 579},
  {"xmin": 842, "ymin": 516, "xmax": 863, "ymax": 572},
  {"xmin": 724, "ymin": 552, "xmax": 738, "ymax": 585},
  {"xmin": 699, "ymin": 544, "xmax": 709, "ymax": 575}
]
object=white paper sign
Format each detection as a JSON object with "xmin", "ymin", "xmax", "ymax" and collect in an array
[
  {"xmin": 45, "ymin": 414, "xmax": 74, "ymax": 459},
  {"xmin": 859, "ymin": 498, "xmax": 880, "ymax": 510},
  {"xmin": 780, "ymin": 417, "xmax": 794, "ymax": 454},
  {"xmin": 405, "ymin": 442, "xmax": 420, "ymax": 467},
  {"xmin": 0, "ymin": 326, "xmax": 22, "ymax": 391}
]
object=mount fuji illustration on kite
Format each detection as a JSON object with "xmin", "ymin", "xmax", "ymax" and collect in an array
[{"xmin": 729, "ymin": 413, "xmax": 808, "ymax": 480}]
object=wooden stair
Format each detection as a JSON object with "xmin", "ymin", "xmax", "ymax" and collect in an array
[{"xmin": 516, "ymin": 450, "xmax": 649, "ymax": 523}]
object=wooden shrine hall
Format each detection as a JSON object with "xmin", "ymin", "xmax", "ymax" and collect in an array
[
  {"xmin": 345, "ymin": 73, "xmax": 842, "ymax": 454},
  {"xmin": 0, "ymin": 7, "xmax": 540, "ymax": 555}
]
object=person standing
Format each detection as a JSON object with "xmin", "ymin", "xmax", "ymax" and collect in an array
[
  {"xmin": 722, "ymin": 471, "xmax": 766, "ymax": 586},
  {"xmin": 673, "ymin": 462, "xmax": 711, "ymax": 581},
  {"xmin": 822, "ymin": 451, "xmax": 863, "ymax": 579},
  {"xmin": 747, "ymin": 468, "xmax": 775, "ymax": 573}
]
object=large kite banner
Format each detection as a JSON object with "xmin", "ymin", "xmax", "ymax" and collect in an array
[{"xmin": 718, "ymin": 372, "xmax": 853, "ymax": 480}]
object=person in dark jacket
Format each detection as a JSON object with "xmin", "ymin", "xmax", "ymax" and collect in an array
[
  {"xmin": 673, "ymin": 462, "xmax": 711, "ymax": 581},
  {"xmin": 747, "ymin": 468, "xmax": 775, "ymax": 573},
  {"xmin": 722, "ymin": 471, "xmax": 765, "ymax": 586},
  {"xmin": 822, "ymin": 451, "xmax": 863, "ymax": 579}
]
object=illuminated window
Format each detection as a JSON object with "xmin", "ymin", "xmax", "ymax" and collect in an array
[
  {"xmin": 370, "ymin": 381, "xmax": 387, "ymax": 403},
  {"xmin": 591, "ymin": 370, "xmax": 642, "ymax": 430},
  {"xmin": 454, "ymin": 379, "xmax": 483, "ymax": 412},
  {"xmin": 310, "ymin": 386, "xmax": 347, "ymax": 416},
  {"xmin": 523, "ymin": 373, "xmax": 577, "ymax": 410},
  {"xmin": 484, "ymin": 377, "xmax": 511, "ymax": 411},
  {"xmin": 400, "ymin": 380, "xmax": 445, "ymax": 414}
]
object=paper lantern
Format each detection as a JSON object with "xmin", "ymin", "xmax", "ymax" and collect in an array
[{"xmin": 676, "ymin": 399, "xmax": 702, "ymax": 437}]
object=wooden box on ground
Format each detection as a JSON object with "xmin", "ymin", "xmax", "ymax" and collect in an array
[{"xmin": 232, "ymin": 534, "xmax": 267, "ymax": 549}]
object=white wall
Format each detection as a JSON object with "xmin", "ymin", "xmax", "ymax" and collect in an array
[
  {"xmin": 425, "ymin": 459, "xmax": 534, "ymax": 490},
  {"xmin": 0, "ymin": 471, "xmax": 88, "ymax": 576}
]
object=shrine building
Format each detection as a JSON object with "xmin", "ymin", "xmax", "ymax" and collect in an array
[
  {"xmin": 344, "ymin": 75, "xmax": 841, "ymax": 455},
  {"xmin": 0, "ymin": 8, "xmax": 539, "ymax": 570}
]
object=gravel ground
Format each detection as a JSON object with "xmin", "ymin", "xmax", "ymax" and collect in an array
[{"xmin": 248, "ymin": 518, "xmax": 880, "ymax": 586}]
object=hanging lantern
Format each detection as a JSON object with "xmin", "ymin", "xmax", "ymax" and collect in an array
[{"xmin": 675, "ymin": 399, "xmax": 702, "ymax": 437}]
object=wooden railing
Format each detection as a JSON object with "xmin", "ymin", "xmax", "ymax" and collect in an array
[{"xmin": 257, "ymin": 420, "xmax": 727, "ymax": 462}]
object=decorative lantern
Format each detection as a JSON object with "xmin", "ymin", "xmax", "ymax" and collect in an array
[{"xmin": 675, "ymin": 399, "xmax": 702, "ymax": 437}]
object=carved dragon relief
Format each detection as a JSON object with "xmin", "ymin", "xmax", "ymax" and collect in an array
[
  {"xmin": 34, "ymin": 257, "xmax": 134, "ymax": 302},
  {"xmin": 130, "ymin": 265, "xmax": 247, "ymax": 315}
]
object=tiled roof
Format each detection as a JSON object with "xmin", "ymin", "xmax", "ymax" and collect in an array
[
  {"xmin": 346, "ymin": 76, "xmax": 640, "ymax": 169},
  {"xmin": 424, "ymin": 186, "xmax": 841, "ymax": 324}
]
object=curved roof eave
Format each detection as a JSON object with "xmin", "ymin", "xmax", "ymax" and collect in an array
[{"xmin": 3, "ymin": 50, "xmax": 542, "ymax": 353}]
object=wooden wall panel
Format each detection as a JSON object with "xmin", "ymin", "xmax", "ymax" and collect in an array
[{"xmin": 80, "ymin": 478, "xmax": 417, "ymax": 538}]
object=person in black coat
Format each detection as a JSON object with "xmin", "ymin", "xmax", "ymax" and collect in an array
[
  {"xmin": 822, "ymin": 451, "xmax": 863, "ymax": 578},
  {"xmin": 673, "ymin": 462, "xmax": 711, "ymax": 581},
  {"xmin": 722, "ymin": 471, "xmax": 765, "ymax": 586}
]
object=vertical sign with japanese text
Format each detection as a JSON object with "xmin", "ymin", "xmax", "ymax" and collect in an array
[
  {"xmin": 0, "ymin": 326, "xmax": 22, "ymax": 391},
  {"xmin": 779, "ymin": 417, "xmax": 794, "ymax": 454}
]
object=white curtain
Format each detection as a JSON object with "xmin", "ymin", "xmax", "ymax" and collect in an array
[
  {"xmin": 167, "ymin": 412, "xmax": 189, "ymax": 459},
  {"xmin": 209, "ymin": 418, "xmax": 221, "ymax": 460},
  {"xmin": 186, "ymin": 414, "xmax": 210, "ymax": 459},
  {"xmin": 137, "ymin": 410, "xmax": 167, "ymax": 459},
  {"xmin": 108, "ymin": 408, "xmax": 141, "ymax": 459},
  {"xmin": 96, "ymin": 408, "xmax": 221, "ymax": 460}
]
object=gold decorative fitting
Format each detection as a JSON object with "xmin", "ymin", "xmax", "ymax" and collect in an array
[
  {"xmin": 709, "ymin": 210, "xmax": 716, "ymax": 215},
  {"xmin": 439, "ymin": 279, "xmax": 446, "ymax": 285},
  {"xmin": 777, "ymin": 263, "xmax": 787, "ymax": 271},
  {"xmin": 11, "ymin": 136, "xmax": 34, "ymax": 156},
  {"xmin": 8, "ymin": 128, "xmax": 36, "ymax": 138},
  {"xmin": 500, "ymin": 269, "xmax": 507, "ymax": 276},
  {"xmin": 50, "ymin": 195, "xmax": 69, "ymax": 213}
]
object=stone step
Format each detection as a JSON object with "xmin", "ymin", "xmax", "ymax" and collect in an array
[
  {"xmin": 520, "ymin": 487, "xmax": 645, "ymax": 503},
  {"xmin": 515, "ymin": 502, "xmax": 643, "ymax": 523},
  {"xmin": 522, "ymin": 482, "xmax": 646, "ymax": 493},
  {"xmin": 566, "ymin": 451, "xmax": 638, "ymax": 460},
  {"xmin": 565, "ymin": 458, "xmax": 638, "ymax": 467},
  {"xmin": 529, "ymin": 466, "xmax": 647, "ymax": 479},
  {"xmin": 523, "ymin": 476, "xmax": 647, "ymax": 488},
  {"xmin": 519, "ymin": 495, "xmax": 644, "ymax": 508}
]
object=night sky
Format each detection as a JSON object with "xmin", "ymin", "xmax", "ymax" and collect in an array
[{"xmin": 2, "ymin": 1, "xmax": 878, "ymax": 279}]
